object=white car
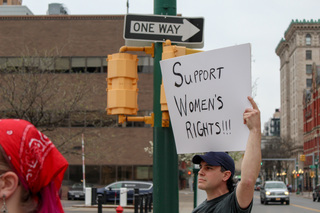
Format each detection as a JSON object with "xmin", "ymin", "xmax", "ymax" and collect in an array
[{"xmin": 260, "ymin": 181, "xmax": 290, "ymax": 205}]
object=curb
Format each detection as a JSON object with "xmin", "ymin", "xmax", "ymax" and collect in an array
[{"xmin": 72, "ymin": 205, "xmax": 136, "ymax": 209}]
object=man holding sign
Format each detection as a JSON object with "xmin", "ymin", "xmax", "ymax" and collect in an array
[
  {"xmin": 192, "ymin": 96, "xmax": 261, "ymax": 213},
  {"xmin": 160, "ymin": 43, "xmax": 254, "ymax": 154}
]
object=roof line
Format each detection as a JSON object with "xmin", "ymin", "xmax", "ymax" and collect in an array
[{"xmin": 0, "ymin": 15, "xmax": 125, "ymax": 21}]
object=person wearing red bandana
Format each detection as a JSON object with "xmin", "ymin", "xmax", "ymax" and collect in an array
[{"xmin": 0, "ymin": 119, "xmax": 68, "ymax": 213}]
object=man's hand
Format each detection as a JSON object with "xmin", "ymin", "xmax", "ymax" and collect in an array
[{"xmin": 243, "ymin": 96, "xmax": 261, "ymax": 132}]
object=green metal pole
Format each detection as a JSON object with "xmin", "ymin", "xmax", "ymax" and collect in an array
[
  {"xmin": 193, "ymin": 168, "xmax": 199, "ymax": 209},
  {"xmin": 296, "ymin": 163, "xmax": 299, "ymax": 194},
  {"xmin": 153, "ymin": 1, "xmax": 178, "ymax": 213}
]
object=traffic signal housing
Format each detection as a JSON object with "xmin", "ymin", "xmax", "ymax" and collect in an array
[
  {"xmin": 160, "ymin": 41, "xmax": 187, "ymax": 127},
  {"xmin": 106, "ymin": 53, "xmax": 139, "ymax": 115},
  {"xmin": 160, "ymin": 40, "xmax": 202, "ymax": 127},
  {"xmin": 310, "ymin": 171, "xmax": 315, "ymax": 178},
  {"xmin": 300, "ymin": 154, "xmax": 306, "ymax": 162}
]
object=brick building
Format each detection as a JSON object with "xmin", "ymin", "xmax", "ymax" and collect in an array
[
  {"xmin": 0, "ymin": 0, "xmax": 22, "ymax": 5},
  {"xmin": 303, "ymin": 64, "xmax": 320, "ymax": 189},
  {"xmin": 0, "ymin": 12, "xmax": 154, "ymax": 187}
]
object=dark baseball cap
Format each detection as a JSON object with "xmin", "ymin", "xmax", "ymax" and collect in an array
[{"xmin": 192, "ymin": 152, "xmax": 235, "ymax": 176}]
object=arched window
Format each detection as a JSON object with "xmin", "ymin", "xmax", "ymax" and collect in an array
[{"xmin": 306, "ymin": 34, "xmax": 311, "ymax": 45}]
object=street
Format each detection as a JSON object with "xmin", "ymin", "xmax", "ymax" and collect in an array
[
  {"xmin": 252, "ymin": 191, "xmax": 320, "ymax": 213},
  {"xmin": 62, "ymin": 190, "xmax": 320, "ymax": 213}
]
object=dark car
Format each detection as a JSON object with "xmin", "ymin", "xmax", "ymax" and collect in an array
[
  {"xmin": 260, "ymin": 181, "xmax": 290, "ymax": 205},
  {"xmin": 313, "ymin": 184, "xmax": 320, "ymax": 202},
  {"xmin": 67, "ymin": 183, "xmax": 93, "ymax": 200},
  {"xmin": 97, "ymin": 181, "xmax": 153, "ymax": 204}
]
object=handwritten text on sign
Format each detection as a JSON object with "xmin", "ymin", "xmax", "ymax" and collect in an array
[{"xmin": 160, "ymin": 44, "xmax": 252, "ymax": 154}]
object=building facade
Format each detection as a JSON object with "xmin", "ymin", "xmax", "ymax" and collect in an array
[
  {"xmin": 276, "ymin": 19, "xmax": 320, "ymax": 157},
  {"xmin": 303, "ymin": 64, "xmax": 320, "ymax": 190},
  {"xmin": 0, "ymin": 0, "xmax": 22, "ymax": 5},
  {"xmin": 263, "ymin": 109, "xmax": 280, "ymax": 137},
  {"xmin": 0, "ymin": 9, "xmax": 154, "ymax": 191}
]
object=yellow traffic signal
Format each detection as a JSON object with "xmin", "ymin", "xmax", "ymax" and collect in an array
[
  {"xmin": 106, "ymin": 53, "xmax": 139, "ymax": 115},
  {"xmin": 300, "ymin": 154, "xmax": 306, "ymax": 162},
  {"xmin": 310, "ymin": 171, "xmax": 315, "ymax": 178},
  {"xmin": 160, "ymin": 41, "xmax": 188, "ymax": 127},
  {"xmin": 160, "ymin": 40, "xmax": 203, "ymax": 127}
]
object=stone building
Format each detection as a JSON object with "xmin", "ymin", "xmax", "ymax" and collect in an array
[
  {"xmin": 263, "ymin": 109, "xmax": 280, "ymax": 137},
  {"xmin": 0, "ymin": 6, "xmax": 154, "ymax": 188},
  {"xmin": 276, "ymin": 19, "xmax": 320, "ymax": 157}
]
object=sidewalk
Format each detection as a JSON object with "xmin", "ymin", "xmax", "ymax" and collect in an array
[
  {"xmin": 64, "ymin": 189, "xmax": 314, "ymax": 213},
  {"xmin": 291, "ymin": 190, "xmax": 313, "ymax": 199},
  {"xmin": 179, "ymin": 188, "xmax": 194, "ymax": 213},
  {"xmin": 64, "ymin": 188, "xmax": 194, "ymax": 213}
]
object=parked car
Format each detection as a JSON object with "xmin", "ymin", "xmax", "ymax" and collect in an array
[
  {"xmin": 254, "ymin": 184, "xmax": 261, "ymax": 191},
  {"xmin": 67, "ymin": 183, "xmax": 93, "ymax": 200},
  {"xmin": 313, "ymin": 184, "xmax": 320, "ymax": 202},
  {"xmin": 260, "ymin": 181, "xmax": 290, "ymax": 205},
  {"xmin": 97, "ymin": 181, "xmax": 153, "ymax": 204}
]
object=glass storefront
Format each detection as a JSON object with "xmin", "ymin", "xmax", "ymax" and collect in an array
[{"xmin": 65, "ymin": 165, "xmax": 153, "ymax": 186}]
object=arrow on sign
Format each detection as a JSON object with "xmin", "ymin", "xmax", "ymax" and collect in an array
[{"xmin": 130, "ymin": 19, "xmax": 200, "ymax": 41}]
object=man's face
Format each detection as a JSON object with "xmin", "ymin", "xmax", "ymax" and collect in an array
[{"xmin": 197, "ymin": 161, "xmax": 226, "ymax": 191}]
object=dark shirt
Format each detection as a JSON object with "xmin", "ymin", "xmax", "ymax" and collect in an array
[{"xmin": 192, "ymin": 191, "xmax": 253, "ymax": 213}]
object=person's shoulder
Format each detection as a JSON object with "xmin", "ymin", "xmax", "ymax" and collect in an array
[{"xmin": 192, "ymin": 200, "xmax": 207, "ymax": 213}]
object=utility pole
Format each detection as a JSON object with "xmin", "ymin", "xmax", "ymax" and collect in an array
[
  {"xmin": 126, "ymin": 0, "xmax": 129, "ymax": 13},
  {"xmin": 153, "ymin": 0, "xmax": 179, "ymax": 213}
]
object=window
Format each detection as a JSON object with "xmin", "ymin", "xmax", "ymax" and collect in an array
[
  {"xmin": 101, "ymin": 166, "xmax": 116, "ymax": 185},
  {"xmin": 87, "ymin": 57, "xmax": 102, "ymax": 73},
  {"xmin": 134, "ymin": 166, "xmax": 153, "ymax": 180},
  {"xmin": 109, "ymin": 183, "xmax": 122, "ymax": 190},
  {"xmin": 306, "ymin": 64, "xmax": 312, "ymax": 74},
  {"xmin": 117, "ymin": 166, "xmax": 133, "ymax": 181},
  {"xmin": 85, "ymin": 166, "xmax": 100, "ymax": 184},
  {"xmin": 306, "ymin": 78, "xmax": 312, "ymax": 88},
  {"xmin": 317, "ymin": 66, "xmax": 320, "ymax": 85},
  {"xmin": 306, "ymin": 34, "xmax": 311, "ymax": 45},
  {"xmin": 306, "ymin": 50, "xmax": 312, "ymax": 60}
]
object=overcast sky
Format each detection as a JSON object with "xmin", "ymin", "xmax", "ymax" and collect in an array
[{"xmin": 22, "ymin": 0, "xmax": 320, "ymax": 126}]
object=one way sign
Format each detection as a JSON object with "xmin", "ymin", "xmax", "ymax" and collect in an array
[{"xmin": 124, "ymin": 14, "xmax": 204, "ymax": 48}]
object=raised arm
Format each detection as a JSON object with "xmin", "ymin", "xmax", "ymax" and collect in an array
[{"xmin": 236, "ymin": 96, "xmax": 261, "ymax": 209}]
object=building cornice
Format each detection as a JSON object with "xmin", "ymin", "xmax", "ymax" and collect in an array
[
  {"xmin": 275, "ymin": 38, "xmax": 287, "ymax": 56},
  {"xmin": 0, "ymin": 15, "xmax": 125, "ymax": 21},
  {"xmin": 275, "ymin": 19, "xmax": 320, "ymax": 55},
  {"xmin": 285, "ymin": 19, "xmax": 320, "ymax": 39}
]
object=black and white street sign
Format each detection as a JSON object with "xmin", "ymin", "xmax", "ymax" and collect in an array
[{"xmin": 124, "ymin": 14, "xmax": 204, "ymax": 47}]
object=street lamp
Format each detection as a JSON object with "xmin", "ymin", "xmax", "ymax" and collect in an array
[
  {"xmin": 296, "ymin": 169, "xmax": 304, "ymax": 194},
  {"xmin": 292, "ymin": 169, "xmax": 297, "ymax": 192}
]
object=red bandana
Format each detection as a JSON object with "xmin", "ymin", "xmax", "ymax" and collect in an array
[{"xmin": 0, "ymin": 119, "xmax": 68, "ymax": 211}]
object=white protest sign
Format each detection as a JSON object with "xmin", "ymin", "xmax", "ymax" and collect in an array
[{"xmin": 160, "ymin": 43, "xmax": 252, "ymax": 154}]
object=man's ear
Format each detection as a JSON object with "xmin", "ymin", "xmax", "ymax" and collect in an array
[
  {"xmin": 222, "ymin": 170, "xmax": 232, "ymax": 182},
  {"xmin": 0, "ymin": 171, "xmax": 20, "ymax": 199}
]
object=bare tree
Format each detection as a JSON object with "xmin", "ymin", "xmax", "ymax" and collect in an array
[
  {"xmin": 261, "ymin": 136, "xmax": 294, "ymax": 180},
  {"xmin": 0, "ymin": 49, "xmax": 98, "ymax": 154}
]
